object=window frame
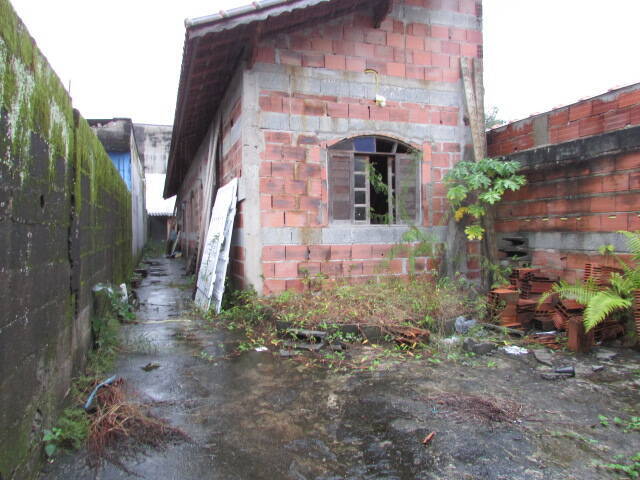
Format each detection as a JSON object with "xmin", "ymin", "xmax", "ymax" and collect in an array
[{"xmin": 328, "ymin": 136, "xmax": 421, "ymax": 226}]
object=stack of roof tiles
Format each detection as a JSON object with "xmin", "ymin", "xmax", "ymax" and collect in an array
[
  {"xmin": 488, "ymin": 265, "xmax": 627, "ymax": 349},
  {"xmin": 583, "ymin": 264, "xmax": 624, "ymax": 286}
]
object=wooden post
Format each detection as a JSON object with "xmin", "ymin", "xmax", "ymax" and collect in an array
[
  {"xmin": 461, "ymin": 57, "xmax": 498, "ymax": 290},
  {"xmin": 196, "ymin": 115, "xmax": 221, "ymax": 270}
]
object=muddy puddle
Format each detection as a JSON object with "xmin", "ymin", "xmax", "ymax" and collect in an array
[{"xmin": 41, "ymin": 257, "xmax": 640, "ymax": 480}]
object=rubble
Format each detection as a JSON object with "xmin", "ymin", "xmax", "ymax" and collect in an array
[
  {"xmin": 463, "ymin": 338, "xmax": 497, "ymax": 355},
  {"xmin": 533, "ymin": 350, "xmax": 553, "ymax": 367},
  {"xmin": 454, "ymin": 316, "xmax": 477, "ymax": 334},
  {"xmin": 488, "ymin": 266, "xmax": 626, "ymax": 353},
  {"xmin": 595, "ymin": 349, "xmax": 619, "ymax": 361}
]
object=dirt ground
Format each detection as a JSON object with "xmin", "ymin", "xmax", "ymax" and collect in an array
[{"xmin": 40, "ymin": 257, "xmax": 640, "ymax": 480}]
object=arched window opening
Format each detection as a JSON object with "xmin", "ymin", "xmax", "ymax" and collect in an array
[{"xmin": 328, "ymin": 136, "xmax": 419, "ymax": 225}]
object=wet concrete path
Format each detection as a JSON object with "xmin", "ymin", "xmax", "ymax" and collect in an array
[{"xmin": 41, "ymin": 257, "xmax": 640, "ymax": 479}]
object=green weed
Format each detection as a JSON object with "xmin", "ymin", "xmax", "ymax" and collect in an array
[{"xmin": 43, "ymin": 408, "xmax": 90, "ymax": 458}]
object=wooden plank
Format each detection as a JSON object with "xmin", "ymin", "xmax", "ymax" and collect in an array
[
  {"xmin": 473, "ymin": 57, "xmax": 487, "ymax": 159},
  {"xmin": 460, "ymin": 57, "xmax": 483, "ymax": 162},
  {"xmin": 196, "ymin": 115, "xmax": 221, "ymax": 269}
]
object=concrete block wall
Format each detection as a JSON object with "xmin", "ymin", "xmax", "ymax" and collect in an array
[
  {"xmin": 241, "ymin": 0, "xmax": 480, "ymax": 294},
  {"xmin": 487, "ymin": 83, "xmax": 640, "ymax": 157},
  {"xmin": 176, "ymin": 68, "xmax": 245, "ymax": 279},
  {"xmin": 0, "ymin": 2, "xmax": 132, "ymax": 477},
  {"xmin": 493, "ymin": 120, "xmax": 640, "ymax": 283}
]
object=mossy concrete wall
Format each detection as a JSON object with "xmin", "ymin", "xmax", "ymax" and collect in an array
[{"xmin": 0, "ymin": 1, "xmax": 132, "ymax": 478}]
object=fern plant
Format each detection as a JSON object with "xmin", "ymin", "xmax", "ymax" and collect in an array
[{"xmin": 540, "ymin": 231, "xmax": 640, "ymax": 332}]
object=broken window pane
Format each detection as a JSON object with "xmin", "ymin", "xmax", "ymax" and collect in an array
[{"xmin": 376, "ymin": 138, "xmax": 395, "ymax": 153}]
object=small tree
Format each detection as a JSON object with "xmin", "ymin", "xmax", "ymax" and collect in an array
[{"xmin": 444, "ymin": 157, "xmax": 526, "ymax": 241}]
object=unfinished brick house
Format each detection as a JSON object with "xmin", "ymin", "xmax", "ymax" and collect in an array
[
  {"xmin": 164, "ymin": 0, "xmax": 482, "ymax": 294},
  {"xmin": 488, "ymin": 83, "xmax": 640, "ymax": 283}
]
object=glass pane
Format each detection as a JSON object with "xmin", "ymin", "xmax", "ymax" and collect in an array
[
  {"xmin": 329, "ymin": 139, "xmax": 353, "ymax": 150},
  {"xmin": 354, "ymin": 174, "xmax": 365, "ymax": 188},
  {"xmin": 354, "ymin": 156, "xmax": 367, "ymax": 172},
  {"xmin": 353, "ymin": 136, "xmax": 376, "ymax": 153},
  {"xmin": 355, "ymin": 207, "xmax": 367, "ymax": 221},
  {"xmin": 354, "ymin": 191, "xmax": 366, "ymax": 204}
]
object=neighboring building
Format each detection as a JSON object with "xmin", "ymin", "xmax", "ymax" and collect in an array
[
  {"xmin": 134, "ymin": 123, "xmax": 173, "ymax": 174},
  {"xmin": 488, "ymin": 83, "xmax": 640, "ymax": 283},
  {"xmin": 134, "ymin": 124, "xmax": 176, "ymax": 242},
  {"xmin": 165, "ymin": 0, "xmax": 482, "ymax": 294},
  {"xmin": 90, "ymin": 118, "xmax": 147, "ymax": 259}
]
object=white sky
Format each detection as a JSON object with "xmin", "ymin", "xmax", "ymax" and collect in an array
[{"xmin": 9, "ymin": 0, "xmax": 639, "ymax": 125}]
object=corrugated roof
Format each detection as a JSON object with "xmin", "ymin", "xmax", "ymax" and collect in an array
[
  {"xmin": 165, "ymin": 0, "xmax": 388, "ymax": 198},
  {"xmin": 147, "ymin": 173, "xmax": 176, "ymax": 216}
]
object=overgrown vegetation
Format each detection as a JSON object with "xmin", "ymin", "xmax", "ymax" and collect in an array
[
  {"xmin": 597, "ymin": 453, "xmax": 640, "ymax": 479},
  {"xmin": 541, "ymin": 230, "xmax": 640, "ymax": 336},
  {"xmin": 43, "ymin": 409, "xmax": 90, "ymax": 458},
  {"xmin": 43, "ymin": 286, "xmax": 134, "ymax": 460},
  {"xmin": 263, "ymin": 275, "xmax": 482, "ymax": 329},
  {"xmin": 208, "ymin": 273, "xmax": 486, "ymax": 359}
]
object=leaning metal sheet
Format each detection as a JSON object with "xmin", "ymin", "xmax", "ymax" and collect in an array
[{"xmin": 195, "ymin": 178, "xmax": 238, "ymax": 310}]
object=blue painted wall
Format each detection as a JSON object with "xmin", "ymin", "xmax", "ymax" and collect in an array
[{"xmin": 108, "ymin": 152, "xmax": 132, "ymax": 190}]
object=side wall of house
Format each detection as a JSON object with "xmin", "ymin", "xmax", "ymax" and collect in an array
[
  {"xmin": 0, "ymin": 3, "xmax": 132, "ymax": 477},
  {"xmin": 487, "ymin": 89, "xmax": 640, "ymax": 283},
  {"xmin": 176, "ymin": 68, "xmax": 244, "ymax": 280},
  {"xmin": 242, "ymin": 0, "xmax": 480, "ymax": 294}
]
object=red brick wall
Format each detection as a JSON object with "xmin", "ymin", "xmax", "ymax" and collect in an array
[
  {"xmin": 488, "ymin": 84, "xmax": 640, "ymax": 157},
  {"xmin": 220, "ymin": 97, "xmax": 242, "ymax": 186},
  {"xmin": 253, "ymin": 2, "xmax": 482, "ymax": 83},
  {"xmin": 497, "ymin": 152, "xmax": 640, "ymax": 234},
  {"xmin": 178, "ymin": 93, "xmax": 242, "ymax": 259},
  {"xmin": 497, "ymin": 151, "xmax": 640, "ymax": 281},
  {"xmin": 254, "ymin": 1, "xmax": 481, "ymax": 294},
  {"xmin": 262, "ymin": 243, "xmax": 440, "ymax": 295}
]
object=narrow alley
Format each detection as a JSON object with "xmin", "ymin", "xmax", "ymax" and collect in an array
[
  {"xmin": 41, "ymin": 256, "xmax": 640, "ymax": 480},
  {"xmin": 3, "ymin": 1, "xmax": 640, "ymax": 479}
]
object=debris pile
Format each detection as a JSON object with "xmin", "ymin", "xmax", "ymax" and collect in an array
[
  {"xmin": 428, "ymin": 393, "xmax": 522, "ymax": 424},
  {"xmin": 489, "ymin": 266, "xmax": 626, "ymax": 351},
  {"xmin": 87, "ymin": 379, "xmax": 188, "ymax": 469}
]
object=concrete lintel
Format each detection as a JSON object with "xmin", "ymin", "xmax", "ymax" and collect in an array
[
  {"xmin": 261, "ymin": 226, "xmax": 447, "ymax": 246},
  {"xmin": 253, "ymin": 63, "xmax": 461, "ymax": 98},
  {"xmin": 318, "ymin": 117, "xmax": 350, "ymax": 134}
]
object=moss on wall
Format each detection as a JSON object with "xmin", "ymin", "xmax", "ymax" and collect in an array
[{"xmin": 0, "ymin": 1, "xmax": 133, "ymax": 477}]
